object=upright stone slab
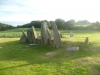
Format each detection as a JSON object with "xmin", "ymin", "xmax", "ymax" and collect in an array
[
  {"xmin": 27, "ymin": 28, "xmax": 33, "ymax": 42},
  {"xmin": 58, "ymin": 31, "xmax": 62, "ymax": 38},
  {"xmin": 20, "ymin": 31, "xmax": 28, "ymax": 42},
  {"xmin": 31, "ymin": 26, "xmax": 37, "ymax": 43},
  {"xmin": 41, "ymin": 21, "xmax": 51, "ymax": 45},
  {"xmin": 84, "ymin": 37, "xmax": 89, "ymax": 44},
  {"xmin": 70, "ymin": 31, "xmax": 73, "ymax": 37},
  {"xmin": 51, "ymin": 21, "xmax": 61, "ymax": 48}
]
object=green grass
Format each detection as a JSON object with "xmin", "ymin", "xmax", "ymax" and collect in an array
[
  {"xmin": 0, "ymin": 29, "xmax": 100, "ymax": 75},
  {"xmin": 0, "ymin": 28, "xmax": 40, "ymax": 38}
]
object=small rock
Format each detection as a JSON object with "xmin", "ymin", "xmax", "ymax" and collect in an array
[{"xmin": 66, "ymin": 47, "xmax": 79, "ymax": 52}]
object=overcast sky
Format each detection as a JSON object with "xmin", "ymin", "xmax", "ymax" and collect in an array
[{"xmin": 0, "ymin": 0, "xmax": 100, "ymax": 26}]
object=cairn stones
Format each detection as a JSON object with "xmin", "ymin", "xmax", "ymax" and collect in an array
[
  {"xmin": 84, "ymin": 37, "xmax": 89, "ymax": 44},
  {"xmin": 20, "ymin": 31, "xmax": 28, "ymax": 42},
  {"xmin": 41, "ymin": 21, "xmax": 51, "ymax": 45},
  {"xmin": 70, "ymin": 31, "xmax": 73, "ymax": 37},
  {"xmin": 51, "ymin": 21, "xmax": 61, "ymax": 48}
]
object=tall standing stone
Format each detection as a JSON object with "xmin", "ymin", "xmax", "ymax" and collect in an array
[
  {"xmin": 41, "ymin": 21, "xmax": 51, "ymax": 45},
  {"xmin": 20, "ymin": 31, "xmax": 28, "ymax": 42},
  {"xmin": 51, "ymin": 21, "xmax": 61, "ymax": 48},
  {"xmin": 27, "ymin": 28, "xmax": 33, "ymax": 42},
  {"xmin": 31, "ymin": 26, "xmax": 37, "ymax": 43}
]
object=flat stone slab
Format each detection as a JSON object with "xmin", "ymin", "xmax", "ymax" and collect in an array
[
  {"xmin": 66, "ymin": 47, "xmax": 79, "ymax": 52},
  {"xmin": 29, "ymin": 44, "xmax": 39, "ymax": 46},
  {"xmin": 46, "ymin": 52, "xmax": 56, "ymax": 56}
]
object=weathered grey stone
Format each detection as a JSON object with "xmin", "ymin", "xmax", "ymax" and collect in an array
[
  {"xmin": 84, "ymin": 37, "xmax": 88, "ymax": 44},
  {"xmin": 51, "ymin": 21, "xmax": 61, "ymax": 48},
  {"xmin": 66, "ymin": 47, "xmax": 79, "ymax": 52},
  {"xmin": 27, "ymin": 28, "xmax": 33, "ymax": 42},
  {"xmin": 29, "ymin": 44, "xmax": 39, "ymax": 46},
  {"xmin": 37, "ymin": 34, "xmax": 41, "ymax": 38},
  {"xmin": 46, "ymin": 52, "xmax": 56, "ymax": 56},
  {"xmin": 70, "ymin": 31, "xmax": 73, "ymax": 37},
  {"xmin": 20, "ymin": 31, "xmax": 28, "ymax": 42},
  {"xmin": 41, "ymin": 21, "xmax": 51, "ymax": 45},
  {"xmin": 58, "ymin": 31, "xmax": 62, "ymax": 38},
  {"xmin": 31, "ymin": 26, "xmax": 37, "ymax": 43},
  {"xmin": 36, "ymin": 38, "xmax": 41, "ymax": 44}
]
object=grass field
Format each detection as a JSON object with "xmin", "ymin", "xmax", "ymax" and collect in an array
[
  {"xmin": 0, "ymin": 28, "xmax": 100, "ymax": 75},
  {"xmin": 0, "ymin": 28, "xmax": 40, "ymax": 38}
]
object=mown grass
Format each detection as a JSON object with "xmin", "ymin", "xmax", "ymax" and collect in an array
[{"xmin": 0, "ymin": 29, "xmax": 100, "ymax": 75}]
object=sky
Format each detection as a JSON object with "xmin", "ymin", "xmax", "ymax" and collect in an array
[{"xmin": 0, "ymin": 0, "xmax": 100, "ymax": 26}]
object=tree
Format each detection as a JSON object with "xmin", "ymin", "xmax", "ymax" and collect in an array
[
  {"xmin": 55, "ymin": 18, "xmax": 65, "ymax": 29},
  {"xmin": 76, "ymin": 20, "xmax": 91, "ymax": 25},
  {"xmin": 94, "ymin": 21, "xmax": 100, "ymax": 30},
  {"xmin": 64, "ymin": 19, "xmax": 76, "ymax": 29}
]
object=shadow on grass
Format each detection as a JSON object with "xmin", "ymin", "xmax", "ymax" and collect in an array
[{"xmin": 0, "ymin": 39, "xmax": 100, "ymax": 70}]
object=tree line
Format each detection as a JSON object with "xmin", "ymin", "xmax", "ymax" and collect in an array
[
  {"xmin": 17, "ymin": 19, "xmax": 100, "ymax": 30},
  {"xmin": 1, "ymin": 18, "xmax": 100, "ymax": 31},
  {"xmin": 0, "ymin": 23, "xmax": 14, "ymax": 31}
]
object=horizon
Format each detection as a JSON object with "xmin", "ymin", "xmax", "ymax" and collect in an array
[{"xmin": 0, "ymin": 0, "xmax": 100, "ymax": 26}]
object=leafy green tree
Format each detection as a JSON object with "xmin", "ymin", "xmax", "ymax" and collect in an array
[
  {"xmin": 64, "ymin": 19, "xmax": 76, "ymax": 29},
  {"xmin": 76, "ymin": 20, "xmax": 91, "ymax": 25},
  {"xmin": 55, "ymin": 18, "xmax": 65, "ymax": 29},
  {"xmin": 94, "ymin": 21, "xmax": 100, "ymax": 30}
]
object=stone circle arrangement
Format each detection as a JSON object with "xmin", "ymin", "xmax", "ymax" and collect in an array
[{"xmin": 20, "ymin": 21, "xmax": 61, "ymax": 48}]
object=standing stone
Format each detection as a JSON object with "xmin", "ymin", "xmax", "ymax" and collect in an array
[
  {"xmin": 37, "ymin": 34, "xmax": 41, "ymax": 38},
  {"xmin": 27, "ymin": 28, "xmax": 33, "ymax": 42},
  {"xmin": 41, "ymin": 21, "xmax": 51, "ymax": 45},
  {"xmin": 58, "ymin": 31, "xmax": 62, "ymax": 38},
  {"xmin": 70, "ymin": 31, "xmax": 73, "ymax": 37},
  {"xmin": 20, "ymin": 31, "xmax": 28, "ymax": 42},
  {"xmin": 51, "ymin": 21, "xmax": 61, "ymax": 48},
  {"xmin": 84, "ymin": 37, "xmax": 89, "ymax": 44},
  {"xmin": 31, "ymin": 26, "xmax": 37, "ymax": 43}
]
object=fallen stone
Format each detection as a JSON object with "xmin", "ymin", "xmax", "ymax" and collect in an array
[
  {"xmin": 46, "ymin": 52, "xmax": 56, "ymax": 56},
  {"xmin": 29, "ymin": 44, "xmax": 39, "ymax": 46},
  {"xmin": 66, "ymin": 47, "xmax": 79, "ymax": 52}
]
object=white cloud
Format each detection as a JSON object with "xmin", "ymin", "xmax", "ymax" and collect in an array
[{"xmin": 0, "ymin": 0, "xmax": 100, "ymax": 26}]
